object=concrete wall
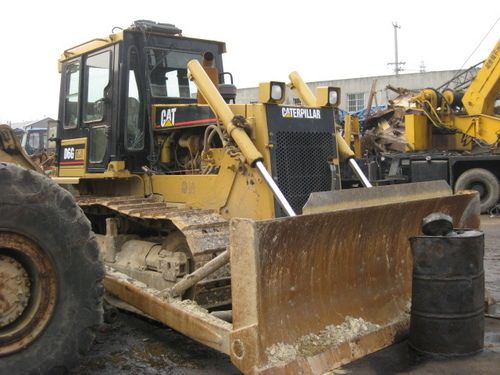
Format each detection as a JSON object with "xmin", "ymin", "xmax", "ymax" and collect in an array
[{"xmin": 236, "ymin": 70, "xmax": 461, "ymax": 111}]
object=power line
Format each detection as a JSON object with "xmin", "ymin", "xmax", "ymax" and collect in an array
[{"xmin": 458, "ymin": 16, "xmax": 499, "ymax": 71}]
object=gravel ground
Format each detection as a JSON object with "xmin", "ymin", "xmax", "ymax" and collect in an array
[{"xmin": 73, "ymin": 215, "xmax": 500, "ymax": 374}]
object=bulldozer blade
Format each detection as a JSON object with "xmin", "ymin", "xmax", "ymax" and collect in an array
[
  {"xmin": 305, "ymin": 181, "xmax": 460, "ymax": 214},
  {"xmin": 229, "ymin": 188, "xmax": 479, "ymax": 374}
]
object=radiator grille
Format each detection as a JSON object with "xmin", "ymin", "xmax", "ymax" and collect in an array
[{"xmin": 274, "ymin": 131, "xmax": 334, "ymax": 214}]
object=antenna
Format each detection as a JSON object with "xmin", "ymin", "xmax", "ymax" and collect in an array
[{"xmin": 387, "ymin": 22, "xmax": 405, "ymax": 76}]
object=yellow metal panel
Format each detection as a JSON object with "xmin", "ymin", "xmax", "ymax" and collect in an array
[
  {"xmin": 405, "ymin": 114, "xmax": 430, "ymax": 151},
  {"xmin": 150, "ymin": 143, "xmax": 275, "ymax": 220},
  {"xmin": 51, "ymin": 177, "xmax": 81, "ymax": 185},
  {"xmin": 151, "ymin": 174, "xmax": 220, "ymax": 204},
  {"xmin": 244, "ymin": 104, "xmax": 275, "ymax": 217},
  {"xmin": 222, "ymin": 168, "xmax": 275, "ymax": 219},
  {"xmin": 258, "ymin": 82, "xmax": 273, "ymax": 103},
  {"xmin": 229, "ymin": 104, "xmax": 249, "ymax": 117},
  {"xmin": 462, "ymin": 40, "xmax": 500, "ymax": 116},
  {"xmin": 58, "ymin": 138, "xmax": 87, "ymax": 177},
  {"xmin": 344, "ymin": 115, "xmax": 362, "ymax": 157},
  {"xmin": 453, "ymin": 115, "xmax": 500, "ymax": 146},
  {"xmin": 82, "ymin": 161, "xmax": 133, "ymax": 179},
  {"xmin": 221, "ymin": 104, "xmax": 275, "ymax": 219},
  {"xmin": 58, "ymin": 32, "xmax": 123, "ymax": 67},
  {"xmin": 344, "ymin": 115, "xmax": 352, "ymax": 143},
  {"xmin": 151, "ymin": 168, "xmax": 272, "ymax": 219}
]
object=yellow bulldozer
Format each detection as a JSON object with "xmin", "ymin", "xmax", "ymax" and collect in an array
[{"xmin": 0, "ymin": 20, "xmax": 481, "ymax": 374}]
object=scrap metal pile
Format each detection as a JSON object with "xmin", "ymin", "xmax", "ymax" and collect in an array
[{"xmin": 361, "ymin": 85, "xmax": 418, "ymax": 155}]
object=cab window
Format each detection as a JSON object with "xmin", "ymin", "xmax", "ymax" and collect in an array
[
  {"xmin": 84, "ymin": 51, "xmax": 111, "ymax": 122},
  {"xmin": 147, "ymin": 49, "xmax": 200, "ymax": 99},
  {"xmin": 126, "ymin": 48, "xmax": 143, "ymax": 150},
  {"xmin": 89, "ymin": 126, "xmax": 107, "ymax": 163},
  {"xmin": 64, "ymin": 62, "xmax": 80, "ymax": 129}
]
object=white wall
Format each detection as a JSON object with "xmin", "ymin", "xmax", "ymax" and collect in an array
[{"xmin": 236, "ymin": 70, "xmax": 461, "ymax": 111}]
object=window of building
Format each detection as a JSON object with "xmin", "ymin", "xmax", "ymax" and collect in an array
[
  {"xmin": 64, "ymin": 62, "xmax": 80, "ymax": 129},
  {"xmin": 84, "ymin": 51, "xmax": 111, "ymax": 122},
  {"xmin": 347, "ymin": 93, "xmax": 365, "ymax": 112}
]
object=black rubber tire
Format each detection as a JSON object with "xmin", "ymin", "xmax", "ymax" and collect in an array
[
  {"xmin": 454, "ymin": 168, "xmax": 500, "ymax": 214},
  {"xmin": 0, "ymin": 163, "xmax": 104, "ymax": 374}
]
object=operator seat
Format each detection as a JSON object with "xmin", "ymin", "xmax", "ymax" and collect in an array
[{"xmin": 218, "ymin": 83, "xmax": 237, "ymax": 104}]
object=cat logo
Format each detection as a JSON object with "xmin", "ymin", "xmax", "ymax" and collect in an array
[
  {"xmin": 281, "ymin": 107, "xmax": 321, "ymax": 120},
  {"xmin": 160, "ymin": 108, "xmax": 177, "ymax": 127}
]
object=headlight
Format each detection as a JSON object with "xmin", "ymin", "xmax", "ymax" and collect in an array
[
  {"xmin": 329, "ymin": 90, "xmax": 338, "ymax": 105},
  {"xmin": 271, "ymin": 84, "xmax": 283, "ymax": 101},
  {"xmin": 259, "ymin": 81, "xmax": 286, "ymax": 104},
  {"xmin": 316, "ymin": 86, "xmax": 341, "ymax": 107}
]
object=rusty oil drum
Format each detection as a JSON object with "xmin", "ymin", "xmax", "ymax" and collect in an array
[{"xmin": 409, "ymin": 229, "xmax": 484, "ymax": 356}]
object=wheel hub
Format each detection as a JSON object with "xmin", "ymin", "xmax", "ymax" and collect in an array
[
  {"xmin": 470, "ymin": 183, "xmax": 486, "ymax": 198},
  {"xmin": 0, "ymin": 232, "xmax": 57, "ymax": 356},
  {"xmin": 0, "ymin": 255, "xmax": 31, "ymax": 328}
]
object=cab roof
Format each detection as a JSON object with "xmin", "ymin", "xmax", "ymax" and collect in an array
[{"xmin": 58, "ymin": 20, "xmax": 226, "ymax": 70}]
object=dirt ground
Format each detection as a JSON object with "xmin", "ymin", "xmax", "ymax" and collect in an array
[
  {"xmin": 482, "ymin": 215, "xmax": 500, "ymax": 301},
  {"xmin": 71, "ymin": 312, "xmax": 238, "ymax": 375},
  {"xmin": 72, "ymin": 215, "xmax": 500, "ymax": 375}
]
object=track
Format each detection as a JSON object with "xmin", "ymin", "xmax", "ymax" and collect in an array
[{"xmin": 77, "ymin": 195, "xmax": 231, "ymax": 308}]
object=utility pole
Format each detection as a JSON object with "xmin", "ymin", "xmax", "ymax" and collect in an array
[
  {"xmin": 419, "ymin": 60, "xmax": 426, "ymax": 73},
  {"xmin": 387, "ymin": 22, "xmax": 405, "ymax": 76}
]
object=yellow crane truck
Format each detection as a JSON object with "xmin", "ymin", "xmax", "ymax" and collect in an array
[
  {"xmin": 354, "ymin": 40, "xmax": 500, "ymax": 213},
  {"xmin": 0, "ymin": 20, "xmax": 480, "ymax": 374}
]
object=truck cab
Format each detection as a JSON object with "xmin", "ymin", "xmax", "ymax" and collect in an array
[{"xmin": 21, "ymin": 126, "xmax": 47, "ymax": 155}]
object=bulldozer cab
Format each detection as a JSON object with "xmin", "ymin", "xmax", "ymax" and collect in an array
[
  {"xmin": 54, "ymin": 20, "xmax": 342, "ymax": 219},
  {"xmin": 56, "ymin": 20, "xmax": 226, "ymax": 176}
]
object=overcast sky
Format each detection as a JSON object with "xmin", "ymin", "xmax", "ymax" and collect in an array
[{"xmin": 0, "ymin": 0, "xmax": 498, "ymax": 123}]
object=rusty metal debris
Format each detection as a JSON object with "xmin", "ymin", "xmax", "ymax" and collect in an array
[{"xmin": 358, "ymin": 85, "xmax": 420, "ymax": 155}]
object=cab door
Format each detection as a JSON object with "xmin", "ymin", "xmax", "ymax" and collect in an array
[
  {"xmin": 82, "ymin": 48, "xmax": 113, "ymax": 172},
  {"xmin": 58, "ymin": 58, "xmax": 87, "ymax": 177}
]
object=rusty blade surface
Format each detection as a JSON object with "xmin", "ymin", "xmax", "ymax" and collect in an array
[{"xmin": 229, "ymin": 191, "xmax": 479, "ymax": 374}]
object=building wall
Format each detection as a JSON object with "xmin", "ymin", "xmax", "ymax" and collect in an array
[
  {"xmin": 10, "ymin": 117, "xmax": 55, "ymax": 130},
  {"xmin": 236, "ymin": 70, "xmax": 461, "ymax": 112}
]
